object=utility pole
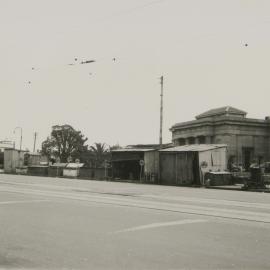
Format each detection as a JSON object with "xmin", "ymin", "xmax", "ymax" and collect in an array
[
  {"xmin": 14, "ymin": 127, "xmax": 23, "ymax": 168},
  {"xmin": 159, "ymin": 76, "xmax": 164, "ymax": 149},
  {"xmin": 19, "ymin": 130, "xmax": 22, "ymax": 152},
  {"xmin": 14, "ymin": 127, "xmax": 22, "ymax": 151},
  {"xmin": 33, "ymin": 132, "xmax": 37, "ymax": 152}
]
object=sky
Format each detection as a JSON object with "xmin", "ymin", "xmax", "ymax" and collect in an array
[{"xmin": 1, "ymin": 0, "xmax": 270, "ymax": 151}]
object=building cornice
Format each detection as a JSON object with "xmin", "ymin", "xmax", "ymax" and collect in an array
[{"xmin": 170, "ymin": 116, "xmax": 270, "ymax": 132}]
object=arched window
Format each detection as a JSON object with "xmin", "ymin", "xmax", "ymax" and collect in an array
[
  {"xmin": 178, "ymin": 138, "xmax": 186, "ymax": 146},
  {"xmin": 198, "ymin": 136, "xmax": 206, "ymax": 144}
]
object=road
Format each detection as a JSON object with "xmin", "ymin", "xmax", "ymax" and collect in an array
[{"xmin": 1, "ymin": 174, "xmax": 270, "ymax": 269}]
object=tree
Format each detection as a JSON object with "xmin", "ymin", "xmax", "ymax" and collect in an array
[
  {"xmin": 41, "ymin": 125, "xmax": 88, "ymax": 162},
  {"xmin": 79, "ymin": 149, "xmax": 95, "ymax": 167},
  {"xmin": 90, "ymin": 143, "xmax": 109, "ymax": 168},
  {"xmin": 109, "ymin": 144, "xmax": 121, "ymax": 151}
]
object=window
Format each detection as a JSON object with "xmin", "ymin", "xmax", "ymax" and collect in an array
[
  {"xmin": 198, "ymin": 136, "xmax": 206, "ymax": 144},
  {"xmin": 178, "ymin": 138, "xmax": 185, "ymax": 146}
]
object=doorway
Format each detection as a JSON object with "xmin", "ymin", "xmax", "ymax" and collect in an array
[{"xmin": 242, "ymin": 147, "xmax": 254, "ymax": 171}]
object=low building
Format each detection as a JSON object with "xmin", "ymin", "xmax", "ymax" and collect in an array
[
  {"xmin": 63, "ymin": 163, "xmax": 84, "ymax": 178},
  {"xmin": 48, "ymin": 163, "xmax": 67, "ymax": 177},
  {"xmin": 4, "ymin": 149, "xmax": 27, "ymax": 173},
  {"xmin": 170, "ymin": 106, "xmax": 270, "ymax": 170},
  {"xmin": 79, "ymin": 167, "xmax": 111, "ymax": 180},
  {"xmin": 24, "ymin": 152, "xmax": 48, "ymax": 166},
  {"xmin": 0, "ymin": 140, "xmax": 14, "ymax": 170},
  {"xmin": 0, "ymin": 140, "xmax": 14, "ymax": 151},
  {"xmin": 27, "ymin": 165, "xmax": 49, "ymax": 176},
  {"xmin": 4, "ymin": 149, "xmax": 47, "ymax": 174},
  {"xmin": 111, "ymin": 148, "xmax": 157, "ymax": 181},
  {"xmin": 159, "ymin": 144, "xmax": 227, "ymax": 186},
  {"xmin": 111, "ymin": 144, "xmax": 172, "ymax": 182}
]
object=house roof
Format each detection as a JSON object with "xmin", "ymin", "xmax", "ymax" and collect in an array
[
  {"xmin": 159, "ymin": 144, "xmax": 227, "ymax": 152},
  {"xmin": 196, "ymin": 106, "xmax": 247, "ymax": 119}
]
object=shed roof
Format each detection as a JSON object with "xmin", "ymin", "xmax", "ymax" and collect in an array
[
  {"xmin": 159, "ymin": 144, "xmax": 227, "ymax": 152},
  {"xmin": 25, "ymin": 152, "xmax": 41, "ymax": 156},
  {"xmin": 4, "ymin": 148, "xmax": 27, "ymax": 152},
  {"xmin": 205, "ymin": 171, "xmax": 232, "ymax": 175},
  {"xmin": 112, "ymin": 148, "xmax": 156, "ymax": 152},
  {"xmin": 66, "ymin": 163, "xmax": 84, "ymax": 168},
  {"xmin": 50, "ymin": 163, "xmax": 68, "ymax": 168},
  {"xmin": 125, "ymin": 143, "xmax": 173, "ymax": 150},
  {"xmin": 28, "ymin": 165, "xmax": 48, "ymax": 168},
  {"xmin": 196, "ymin": 106, "xmax": 246, "ymax": 119}
]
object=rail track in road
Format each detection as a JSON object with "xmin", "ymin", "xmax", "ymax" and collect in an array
[{"xmin": 1, "ymin": 180, "xmax": 270, "ymax": 224}]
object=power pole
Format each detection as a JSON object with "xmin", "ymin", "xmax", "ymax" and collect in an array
[
  {"xmin": 159, "ymin": 76, "xmax": 164, "ymax": 149},
  {"xmin": 33, "ymin": 132, "xmax": 37, "ymax": 152},
  {"xmin": 14, "ymin": 127, "xmax": 22, "ymax": 151}
]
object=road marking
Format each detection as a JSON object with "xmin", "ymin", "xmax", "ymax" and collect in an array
[
  {"xmin": 0, "ymin": 199, "xmax": 49, "ymax": 205},
  {"xmin": 113, "ymin": 219, "xmax": 207, "ymax": 234}
]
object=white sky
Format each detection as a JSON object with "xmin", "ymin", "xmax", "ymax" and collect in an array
[{"xmin": 1, "ymin": 0, "xmax": 270, "ymax": 150}]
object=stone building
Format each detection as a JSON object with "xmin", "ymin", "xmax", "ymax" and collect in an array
[{"xmin": 170, "ymin": 106, "xmax": 270, "ymax": 170}]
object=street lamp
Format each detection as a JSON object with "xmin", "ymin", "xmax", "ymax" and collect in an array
[{"xmin": 13, "ymin": 127, "xmax": 22, "ymax": 151}]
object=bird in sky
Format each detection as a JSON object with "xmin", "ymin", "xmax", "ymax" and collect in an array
[
  {"xmin": 112, "ymin": 58, "xmax": 116, "ymax": 61},
  {"xmin": 244, "ymin": 43, "xmax": 248, "ymax": 47}
]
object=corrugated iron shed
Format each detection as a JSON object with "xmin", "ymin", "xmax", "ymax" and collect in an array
[{"xmin": 159, "ymin": 144, "xmax": 227, "ymax": 152}]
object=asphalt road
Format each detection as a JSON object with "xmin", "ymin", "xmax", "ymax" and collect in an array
[{"xmin": 1, "ymin": 174, "xmax": 270, "ymax": 269}]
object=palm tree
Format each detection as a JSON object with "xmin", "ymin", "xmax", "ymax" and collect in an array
[
  {"xmin": 90, "ymin": 143, "xmax": 108, "ymax": 168},
  {"xmin": 109, "ymin": 144, "xmax": 121, "ymax": 151}
]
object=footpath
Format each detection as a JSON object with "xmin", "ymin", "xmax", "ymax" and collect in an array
[{"xmin": 208, "ymin": 184, "xmax": 270, "ymax": 193}]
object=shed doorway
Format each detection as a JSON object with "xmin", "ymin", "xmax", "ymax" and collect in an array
[{"xmin": 112, "ymin": 160, "xmax": 140, "ymax": 180}]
